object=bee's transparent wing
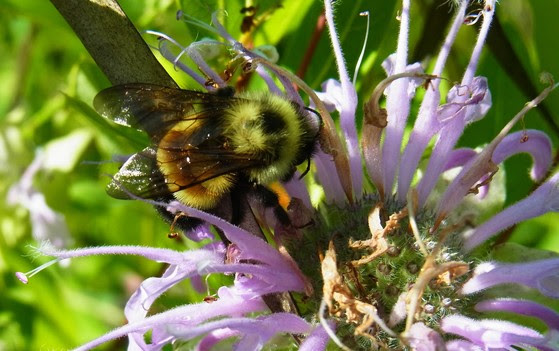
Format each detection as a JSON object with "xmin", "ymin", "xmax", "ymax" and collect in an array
[
  {"xmin": 93, "ymin": 84, "xmax": 233, "ymax": 142},
  {"xmin": 106, "ymin": 147, "xmax": 170, "ymax": 199}
]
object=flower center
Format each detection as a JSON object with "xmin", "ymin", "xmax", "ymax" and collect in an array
[{"xmin": 285, "ymin": 195, "xmax": 477, "ymax": 349}]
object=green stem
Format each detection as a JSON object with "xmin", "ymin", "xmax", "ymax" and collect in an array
[{"xmin": 50, "ymin": 0, "xmax": 177, "ymax": 87}]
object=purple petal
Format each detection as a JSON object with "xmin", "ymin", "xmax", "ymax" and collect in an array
[
  {"xmin": 166, "ymin": 201, "xmax": 304, "ymax": 273},
  {"xmin": 197, "ymin": 329, "xmax": 239, "ymax": 351},
  {"xmin": 314, "ymin": 79, "xmax": 343, "ymax": 112},
  {"xmin": 323, "ymin": 0, "xmax": 362, "ymax": 197},
  {"xmin": 283, "ymin": 173, "xmax": 312, "ymax": 210},
  {"xmin": 381, "ymin": 0, "xmax": 412, "ymax": 195},
  {"xmin": 463, "ymin": 172, "xmax": 559, "ymax": 250},
  {"xmin": 255, "ymin": 65, "xmax": 282, "ymax": 95},
  {"xmin": 441, "ymin": 315, "xmax": 544, "ymax": 349},
  {"xmin": 123, "ymin": 247, "xmax": 226, "ymax": 349},
  {"xmin": 169, "ymin": 313, "xmax": 311, "ymax": 350},
  {"xmin": 445, "ymin": 339, "xmax": 484, "ymax": 350},
  {"xmin": 476, "ymin": 299, "xmax": 559, "ymax": 330},
  {"xmin": 397, "ymin": 0, "xmax": 468, "ymax": 202},
  {"xmin": 313, "ymin": 150, "xmax": 347, "ymax": 205},
  {"xmin": 416, "ymin": 115, "xmax": 467, "ymax": 206},
  {"xmin": 185, "ymin": 45, "xmax": 226, "ymax": 88},
  {"xmin": 445, "ymin": 148, "xmax": 478, "ymax": 171},
  {"xmin": 407, "ymin": 323, "xmax": 445, "ymax": 351},
  {"xmin": 461, "ymin": 2, "xmax": 496, "ymax": 85},
  {"xmin": 437, "ymin": 77, "xmax": 491, "ymax": 125},
  {"xmin": 417, "ymin": 77, "xmax": 491, "ymax": 206},
  {"xmin": 203, "ymin": 262, "xmax": 307, "ymax": 295},
  {"xmin": 210, "ymin": 12, "xmax": 236, "ymax": 43},
  {"xmin": 74, "ymin": 286, "xmax": 267, "ymax": 351},
  {"xmin": 190, "ymin": 274, "xmax": 206, "ymax": 293},
  {"xmin": 434, "ymin": 114, "xmax": 555, "ymax": 229},
  {"xmin": 299, "ymin": 324, "xmax": 334, "ymax": 351},
  {"xmin": 461, "ymin": 259, "xmax": 559, "ymax": 298},
  {"xmin": 40, "ymin": 244, "xmax": 188, "ymax": 264},
  {"xmin": 417, "ymin": 0, "xmax": 497, "ymax": 206},
  {"xmin": 185, "ymin": 223, "xmax": 215, "ymax": 242},
  {"xmin": 492, "ymin": 130, "xmax": 552, "ymax": 181},
  {"xmin": 396, "ymin": 87, "xmax": 442, "ymax": 203},
  {"xmin": 124, "ymin": 250, "xmax": 220, "ymax": 321},
  {"xmin": 381, "ymin": 55, "xmax": 424, "ymax": 98},
  {"xmin": 154, "ymin": 36, "xmax": 206, "ymax": 88}
]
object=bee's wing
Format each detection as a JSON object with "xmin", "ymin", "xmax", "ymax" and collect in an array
[
  {"xmin": 106, "ymin": 147, "xmax": 170, "ymax": 199},
  {"xmin": 93, "ymin": 84, "xmax": 233, "ymax": 142},
  {"xmin": 107, "ymin": 146, "xmax": 261, "ymax": 201}
]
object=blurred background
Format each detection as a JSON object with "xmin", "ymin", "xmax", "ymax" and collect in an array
[{"xmin": 1, "ymin": 0, "xmax": 558, "ymax": 349}]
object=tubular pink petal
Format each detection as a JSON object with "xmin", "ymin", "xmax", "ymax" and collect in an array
[
  {"xmin": 441, "ymin": 315, "xmax": 544, "ymax": 349},
  {"xmin": 165, "ymin": 201, "xmax": 303, "ymax": 270},
  {"xmin": 197, "ymin": 329, "xmax": 239, "ymax": 351},
  {"xmin": 397, "ymin": 0, "xmax": 468, "ymax": 202},
  {"xmin": 299, "ymin": 323, "xmax": 334, "ymax": 351},
  {"xmin": 254, "ymin": 65, "xmax": 282, "ymax": 95},
  {"xmin": 407, "ymin": 323, "xmax": 445, "ymax": 351},
  {"xmin": 417, "ymin": 0, "xmax": 497, "ymax": 206},
  {"xmin": 314, "ymin": 151, "xmax": 347, "ymax": 205},
  {"xmin": 475, "ymin": 299, "xmax": 559, "ymax": 330},
  {"xmin": 381, "ymin": 0, "xmax": 412, "ymax": 196},
  {"xmin": 461, "ymin": 259, "xmax": 559, "ymax": 298},
  {"xmin": 169, "ymin": 313, "xmax": 311, "ymax": 343},
  {"xmin": 74, "ymin": 288, "xmax": 266, "ymax": 351},
  {"xmin": 462, "ymin": 1, "xmax": 496, "ymax": 84},
  {"xmin": 323, "ymin": 0, "xmax": 362, "ymax": 198},
  {"xmin": 417, "ymin": 113, "xmax": 468, "ymax": 206},
  {"xmin": 464, "ymin": 172, "xmax": 559, "ymax": 250},
  {"xmin": 492, "ymin": 130, "xmax": 553, "ymax": 181},
  {"xmin": 417, "ymin": 77, "xmax": 492, "ymax": 207},
  {"xmin": 283, "ymin": 173, "xmax": 312, "ymax": 210},
  {"xmin": 445, "ymin": 148, "xmax": 478, "ymax": 171},
  {"xmin": 435, "ymin": 82, "xmax": 557, "ymax": 226},
  {"xmin": 445, "ymin": 339, "xmax": 483, "ymax": 350},
  {"xmin": 152, "ymin": 35, "xmax": 207, "ymax": 88},
  {"xmin": 40, "ymin": 244, "xmax": 186, "ymax": 264}
]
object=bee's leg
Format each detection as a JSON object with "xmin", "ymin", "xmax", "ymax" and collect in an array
[
  {"xmin": 168, "ymin": 212, "xmax": 187, "ymax": 239},
  {"xmin": 229, "ymin": 189, "xmax": 245, "ymax": 226},
  {"xmin": 229, "ymin": 187, "xmax": 269, "ymax": 240},
  {"xmin": 154, "ymin": 196, "xmax": 210, "ymax": 239}
]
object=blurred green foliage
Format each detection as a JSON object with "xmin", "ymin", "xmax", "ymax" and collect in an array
[{"xmin": 0, "ymin": 0, "xmax": 558, "ymax": 349}]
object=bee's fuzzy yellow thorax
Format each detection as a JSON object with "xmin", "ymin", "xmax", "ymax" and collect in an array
[{"xmin": 224, "ymin": 92, "xmax": 307, "ymax": 184}]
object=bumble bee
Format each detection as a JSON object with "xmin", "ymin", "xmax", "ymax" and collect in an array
[{"xmin": 93, "ymin": 84, "xmax": 319, "ymax": 233}]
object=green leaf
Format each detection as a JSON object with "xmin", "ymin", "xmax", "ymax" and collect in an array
[{"xmin": 43, "ymin": 129, "xmax": 93, "ymax": 172}]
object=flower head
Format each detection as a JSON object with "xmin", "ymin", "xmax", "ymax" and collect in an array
[{"xmin": 18, "ymin": 1, "xmax": 559, "ymax": 350}]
